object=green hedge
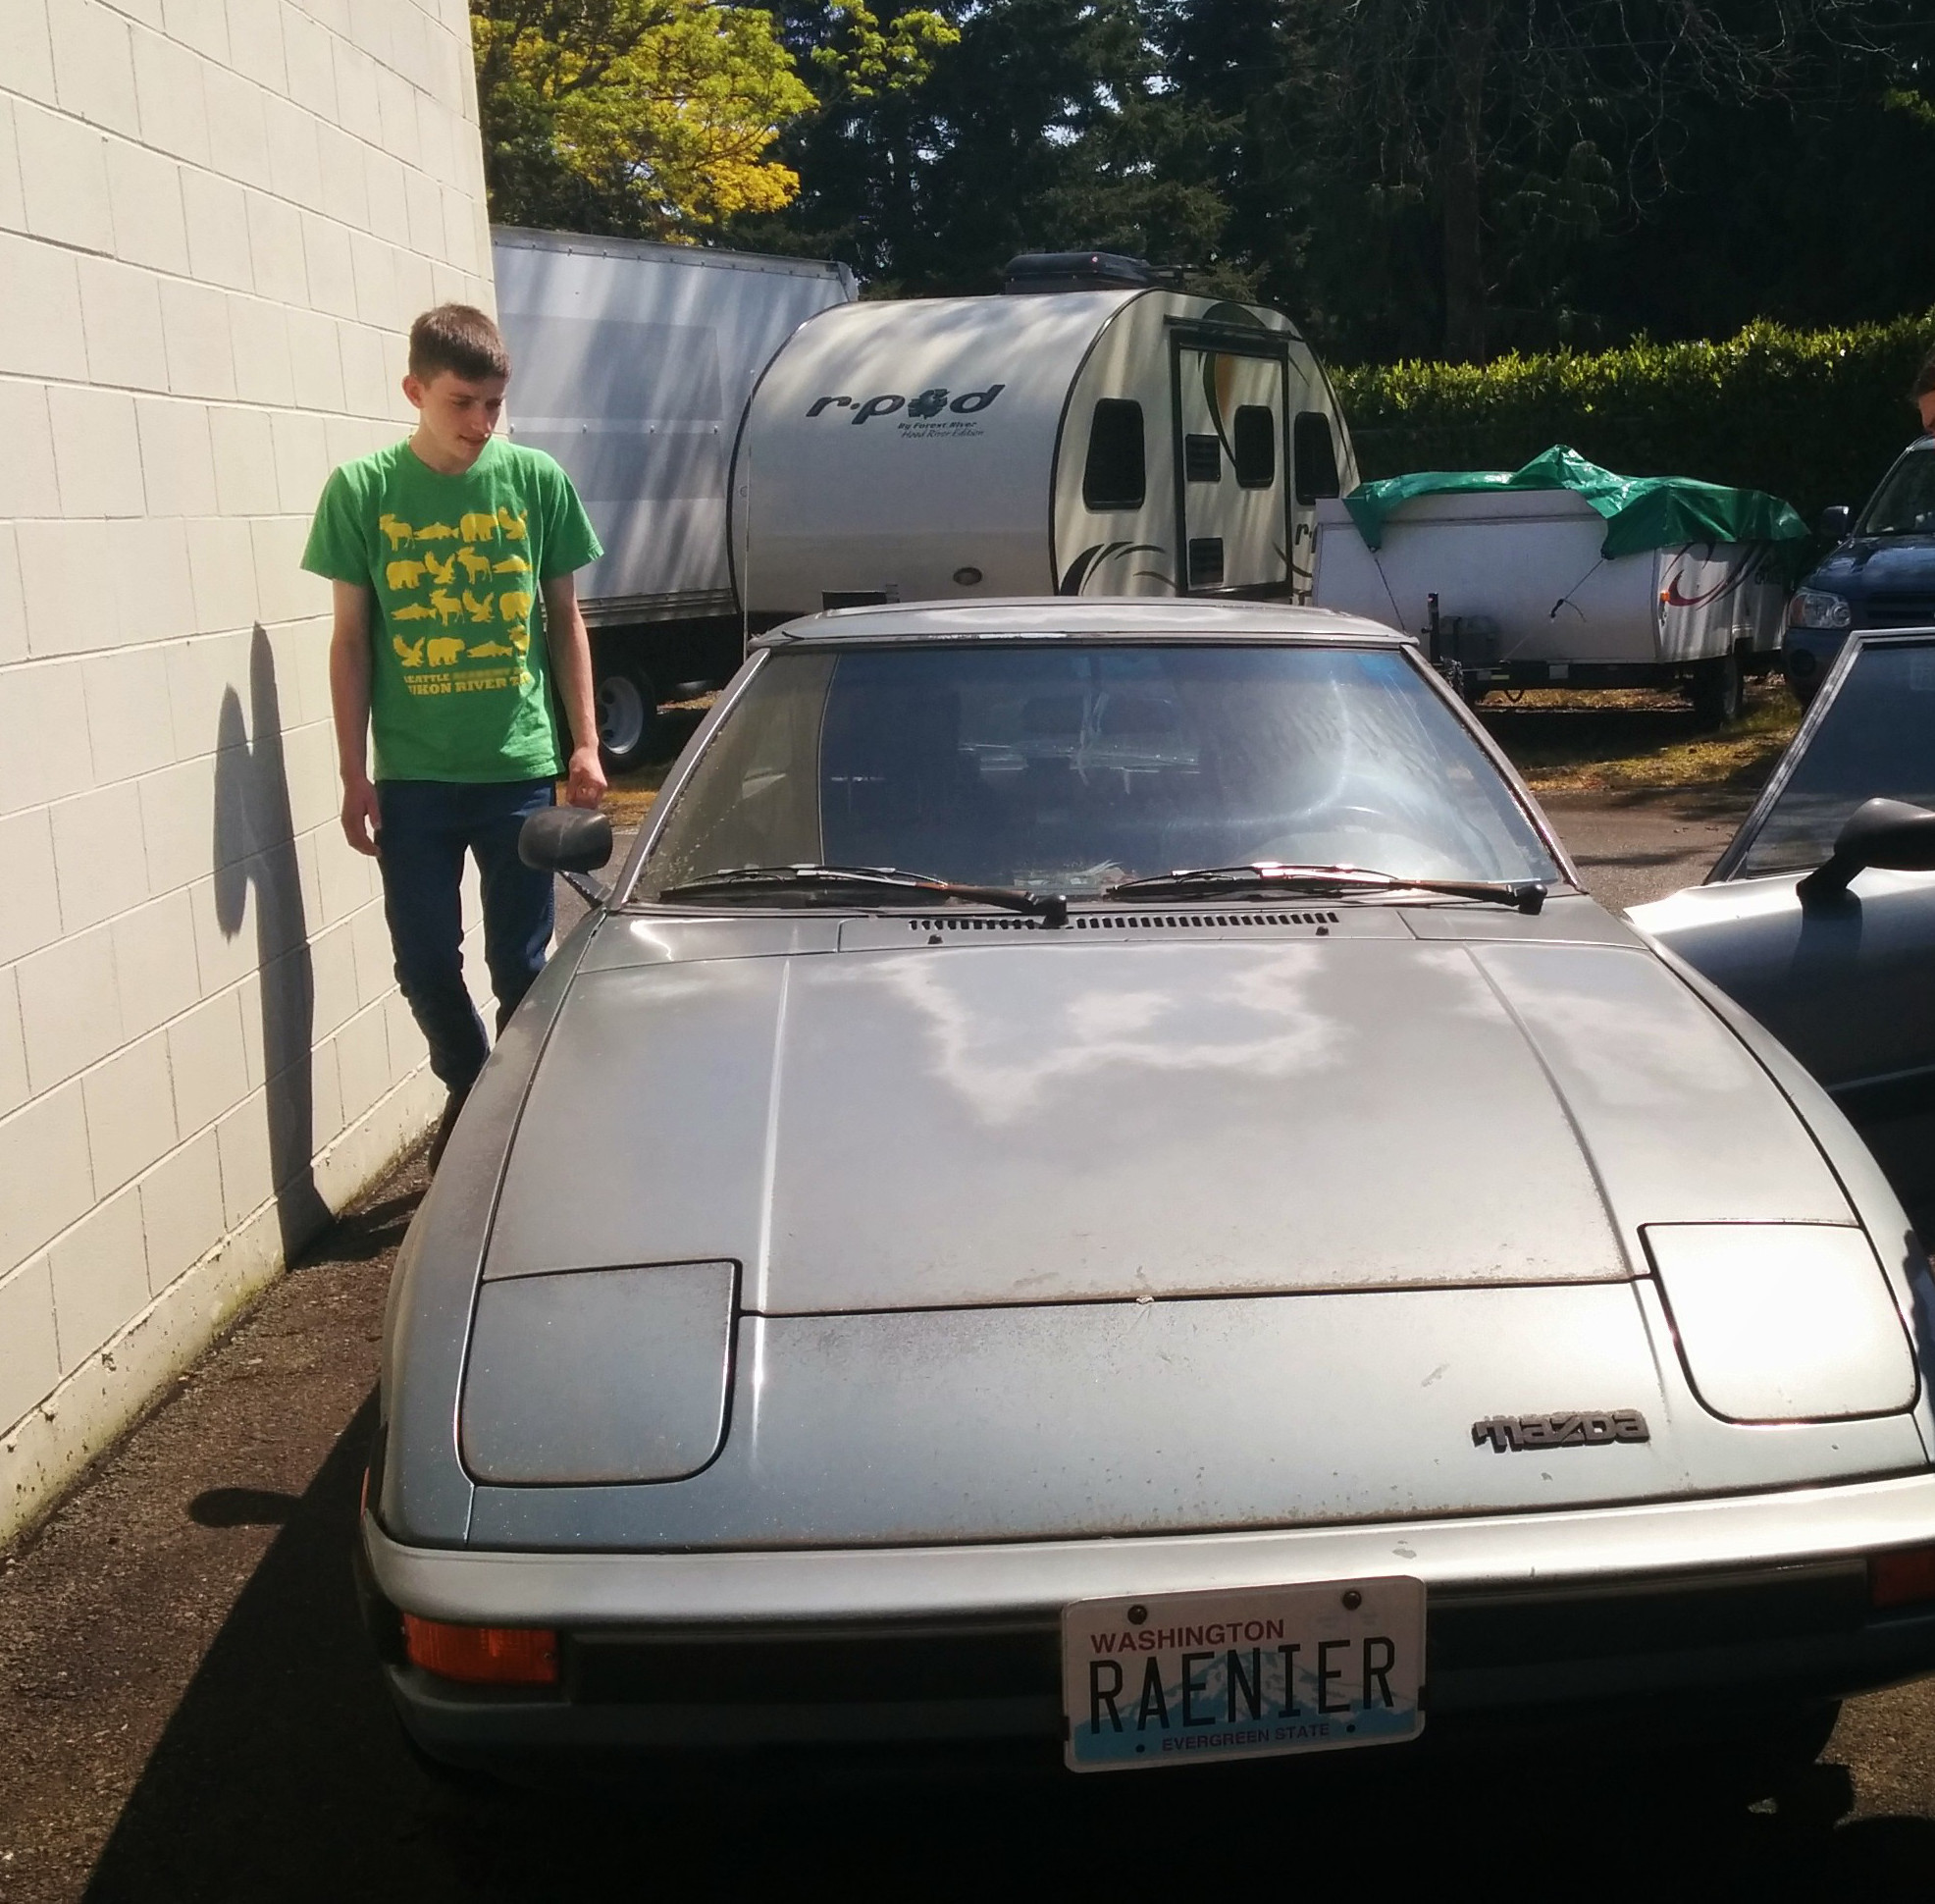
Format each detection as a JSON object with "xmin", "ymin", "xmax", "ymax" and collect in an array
[{"xmin": 1332, "ymin": 315, "xmax": 1935, "ymax": 525}]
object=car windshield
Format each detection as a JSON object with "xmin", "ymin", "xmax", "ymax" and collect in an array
[
  {"xmin": 1731, "ymin": 638, "xmax": 1935, "ymax": 877},
  {"xmin": 631, "ymin": 640, "xmax": 1559, "ymax": 903},
  {"xmin": 1861, "ymin": 447, "xmax": 1935, "ymax": 538}
]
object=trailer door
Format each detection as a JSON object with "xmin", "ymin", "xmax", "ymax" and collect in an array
[{"xmin": 1171, "ymin": 339, "xmax": 1289, "ymax": 595}]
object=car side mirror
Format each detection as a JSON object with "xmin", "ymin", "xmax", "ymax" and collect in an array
[
  {"xmin": 519, "ymin": 807, "xmax": 613, "ymax": 874},
  {"xmin": 1797, "ymin": 798, "xmax": 1935, "ymax": 907},
  {"xmin": 1816, "ymin": 503, "xmax": 1853, "ymax": 542}
]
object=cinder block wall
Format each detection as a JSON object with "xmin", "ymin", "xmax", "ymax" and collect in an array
[{"xmin": 0, "ymin": 0, "xmax": 496, "ymax": 1541}]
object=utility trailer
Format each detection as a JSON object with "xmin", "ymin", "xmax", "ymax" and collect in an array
[
  {"xmin": 493, "ymin": 227, "xmax": 856, "ymax": 767},
  {"xmin": 731, "ymin": 254, "xmax": 1357, "ymax": 615},
  {"xmin": 1310, "ymin": 449, "xmax": 1808, "ymax": 723}
]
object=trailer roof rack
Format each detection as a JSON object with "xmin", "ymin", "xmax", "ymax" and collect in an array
[{"xmin": 1002, "ymin": 251, "xmax": 1164, "ymax": 293}]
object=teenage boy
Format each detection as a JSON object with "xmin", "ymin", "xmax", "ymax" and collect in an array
[{"xmin": 302, "ymin": 304, "xmax": 606, "ymax": 1170}]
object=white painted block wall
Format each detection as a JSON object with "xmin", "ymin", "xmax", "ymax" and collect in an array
[{"xmin": 0, "ymin": 0, "xmax": 497, "ymax": 1540}]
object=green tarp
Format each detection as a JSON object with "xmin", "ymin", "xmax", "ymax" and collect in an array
[{"xmin": 1343, "ymin": 445, "xmax": 1811, "ymax": 578}]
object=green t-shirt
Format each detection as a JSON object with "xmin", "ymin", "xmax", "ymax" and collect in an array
[{"xmin": 300, "ymin": 437, "xmax": 603, "ymax": 782}]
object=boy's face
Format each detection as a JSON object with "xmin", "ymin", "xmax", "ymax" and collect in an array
[
  {"xmin": 403, "ymin": 368, "xmax": 508, "ymax": 469},
  {"xmin": 1920, "ymin": 390, "xmax": 1935, "ymax": 437}
]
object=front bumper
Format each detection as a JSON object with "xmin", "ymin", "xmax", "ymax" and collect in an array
[
  {"xmin": 364, "ymin": 1471, "xmax": 1935, "ymax": 1762},
  {"xmin": 1783, "ymin": 626, "xmax": 1851, "ymax": 691}
]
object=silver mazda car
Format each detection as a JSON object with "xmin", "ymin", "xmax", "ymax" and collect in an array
[{"xmin": 358, "ymin": 601, "xmax": 1935, "ymax": 1782}]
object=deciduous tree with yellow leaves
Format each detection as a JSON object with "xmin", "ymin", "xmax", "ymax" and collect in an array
[{"xmin": 472, "ymin": 0, "xmax": 951, "ymax": 240}]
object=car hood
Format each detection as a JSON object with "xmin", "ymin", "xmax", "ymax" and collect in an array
[
  {"xmin": 1808, "ymin": 534, "xmax": 1935, "ymax": 599},
  {"xmin": 484, "ymin": 920, "xmax": 1851, "ymax": 1313}
]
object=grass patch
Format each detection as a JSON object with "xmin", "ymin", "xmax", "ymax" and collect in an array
[{"xmin": 1480, "ymin": 680, "xmax": 1799, "ymax": 793}]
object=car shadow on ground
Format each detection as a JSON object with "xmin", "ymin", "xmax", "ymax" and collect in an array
[
  {"xmin": 78, "ymin": 1393, "xmax": 1935, "ymax": 1901},
  {"xmin": 1544, "ymin": 783, "xmax": 1766, "ymax": 824}
]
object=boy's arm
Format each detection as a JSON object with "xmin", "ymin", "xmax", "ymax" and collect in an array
[
  {"xmin": 543, "ymin": 571, "xmax": 607, "ymax": 809},
  {"xmin": 329, "ymin": 580, "xmax": 383, "ymax": 856}
]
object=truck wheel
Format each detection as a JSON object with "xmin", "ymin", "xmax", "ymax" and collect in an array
[
  {"xmin": 595, "ymin": 659, "xmax": 658, "ymax": 773},
  {"xmin": 1689, "ymin": 655, "xmax": 1743, "ymax": 727}
]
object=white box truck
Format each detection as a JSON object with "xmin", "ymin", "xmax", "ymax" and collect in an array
[{"xmin": 493, "ymin": 226, "xmax": 856, "ymax": 768}]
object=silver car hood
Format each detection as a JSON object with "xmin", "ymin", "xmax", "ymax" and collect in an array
[{"xmin": 486, "ymin": 916, "xmax": 1852, "ymax": 1312}]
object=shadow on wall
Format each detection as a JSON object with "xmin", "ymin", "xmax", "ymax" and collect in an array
[{"xmin": 213, "ymin": 626, "xmax": 330, "ymax": 1262}]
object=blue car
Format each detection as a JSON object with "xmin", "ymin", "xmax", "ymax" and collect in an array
[{"xmin": 1786, "ymin": 433, "xmax": 1935, "ymax": 700}]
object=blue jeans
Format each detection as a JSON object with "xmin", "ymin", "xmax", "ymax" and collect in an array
[{"xmin": 376, "ymin": 779, "xmax": 555, "ymax": 1095}]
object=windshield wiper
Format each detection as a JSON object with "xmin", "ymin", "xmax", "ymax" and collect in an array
[
  {"xmin": 1103, "ymin": 862, "xmax": 1547, "ymax": 914},
  {"xmin": 657, "ymin": 864, "xmax": 1070, "ymax": 926}
]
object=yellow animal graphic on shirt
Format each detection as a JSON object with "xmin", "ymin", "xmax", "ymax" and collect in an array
[
  {"xmin": 462, "ymin": 589, "xmax": 496, "ymax": 623},
  {"xmin": 506, "ymin": 622, "xmax": 530, "ymax": 652},
  {"xmin": 492, "ymin": 554, "xmax": 530, "ymax": 574},
  {"xmin": 416, "ymin": 521, "xmax": 457, "ymax": 542},
  {"xmin": 380, "ymin": 514, "xmax": 414, "ymax": 550},
  {"xmin": 392, "ymin": 602, "xmax": 435, "ymax": 621},
  {"xmin": 392, "ymin": 634, "xmax": 426, "ymax": 666},
  {"xmin": 426, "ymin": 636, "xmax": 465, "ymax": 667},
  {"xmin": 456, "ymin": 547, "xmax": 494, "ymax": 584},
  {"xmin": 459, "ymin": 511, "xmax": 500, "ymax": 544},
  {"xmin": 428, "ymin": 588, "xmax": 464, "ymax": 624},
  {"xmin": 468, "ymin": 640, "xmax": 514, "ymax": 659},
  {"xmin": 497, "ymin": 507, "xmax": 528, "ymax": 540},
  {"xmin": 385, "ymin": 558, "xmax": 425, "ymax": 590},
  {"xmin": 421, "ymin": 549, "xmax": 456, "ymax": 587},
  {"xmin": 497, "ymin": 589, "xmax": 534, "ymax": 623}
]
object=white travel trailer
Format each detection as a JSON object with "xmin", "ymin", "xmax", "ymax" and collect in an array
[{"xmin": 730, "ymin": 256, "xmax": 1358, "ymax": 617}]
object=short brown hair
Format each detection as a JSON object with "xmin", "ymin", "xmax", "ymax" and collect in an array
[
  {"xmin": 1914, "ymin": 347, "xmax": 1935, "ymax": 402},
  {"xmin": 408, "ymin": 304, "xmax": 509, "ymax": 383}
]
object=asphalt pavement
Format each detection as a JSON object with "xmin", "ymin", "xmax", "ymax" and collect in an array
[
  {"xmin": 6, "ymin": 791, "xmax": 1935, "ymax": 1901},
  {"xmin": 1541, "ymin": 786, "xmax": 1751, "ymax": 913}
]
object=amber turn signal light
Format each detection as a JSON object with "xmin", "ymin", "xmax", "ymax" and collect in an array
[
  {"xmin": 1869, "ymin": 1546, "xmax": 1935, "ymax": 1610},
  {"xmin": 402, "ymin": 1613, "xmax": 560, "ymax": 1684}
]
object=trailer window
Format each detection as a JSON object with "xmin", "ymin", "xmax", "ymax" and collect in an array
[
  {"xmin": 1293, "ymin": 412, "xmax": 1341, "ymax": 503},
  {"xmin": 1232, "ymin": 407, "xmax": 1276, "ymax": 489},
  {"xmin": 1082, "ymin": 401, "xmax": 1145, "ymax": 511}
]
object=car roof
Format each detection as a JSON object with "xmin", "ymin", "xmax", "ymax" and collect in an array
[{"xmin": 754, "ymin": 597, "xmax": 1412, "ymax": 646}]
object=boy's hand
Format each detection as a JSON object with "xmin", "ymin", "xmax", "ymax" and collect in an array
[
  {"xmin": 564, "ymin": 742, "xmax": 607, "ymax": 809},
  {"xmin": 340, "ymin": 773, "xmax": 382, "ymax": 856}
]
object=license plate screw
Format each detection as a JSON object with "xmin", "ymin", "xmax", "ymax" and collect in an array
[
  {"xmin": 1341, "ymin": 1589, "xmax": 1363, "ymax": 1611},
  {"xmin": 1126, "ymin": 1604, "xmax": 1148, "ymax": 1625}
]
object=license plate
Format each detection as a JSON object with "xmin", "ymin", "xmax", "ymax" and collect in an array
[{"xmin": 1061, "ymin": 1577, "xmax": 1425, "ymax": 1772}]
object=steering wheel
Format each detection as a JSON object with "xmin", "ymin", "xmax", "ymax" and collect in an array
[
  {"xmin": 1251, "ymin": 793, "xmax": 1510, "ymax": 873},
  {"xmin": 1249, "ymin": 804, "xmax": 1419, "ymax": 859}
]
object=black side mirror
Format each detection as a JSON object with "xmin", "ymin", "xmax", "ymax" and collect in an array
[
  {"xmin": 1816, "ymin": 503, "xmax": 1853, "ymax": 541},
  {"xmin": 1797, "ymin": 798, "xmax": 1935, "ymax": 907},
  {"xmin": 519, "ymin": 807, "xmax": 613, "ymax": 874}
]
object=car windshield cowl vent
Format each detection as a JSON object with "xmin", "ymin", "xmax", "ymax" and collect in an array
[{"xmin": 906, "ymin": 909, "xmax": 1341, "ymax": 932}]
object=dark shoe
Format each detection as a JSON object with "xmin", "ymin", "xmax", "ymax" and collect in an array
[{"xmin": 427, "ymin": 1088, "xmax": 470, "ymax": 1177}]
